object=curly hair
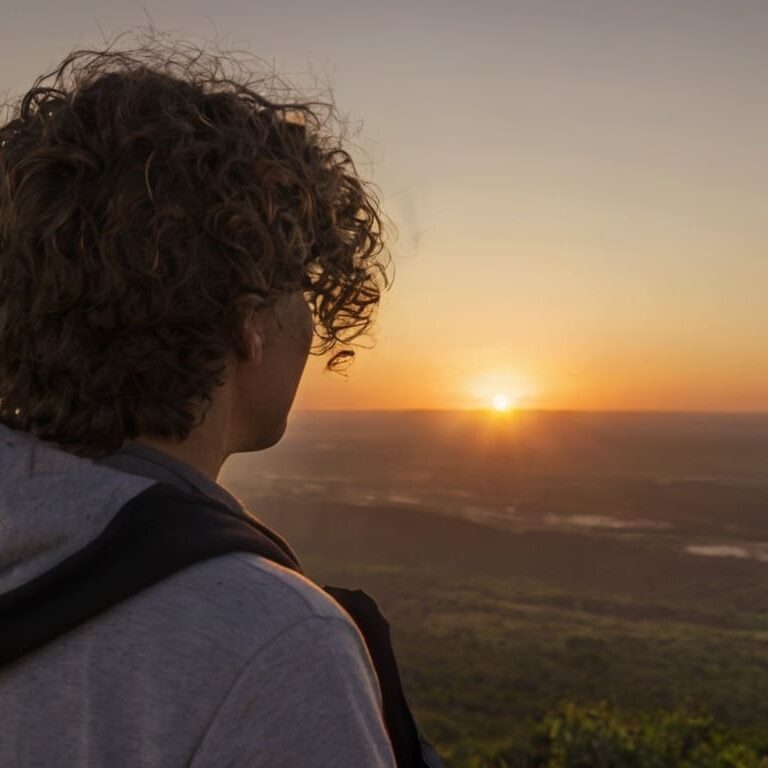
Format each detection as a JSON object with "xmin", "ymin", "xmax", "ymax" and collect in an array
[{"xmin": 0, "ymin": 32, "xmax": 391, "ymax": 459}]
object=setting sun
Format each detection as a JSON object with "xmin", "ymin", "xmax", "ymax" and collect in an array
[
  {"xmin": 492, "ymin": 393, "xmax": 511, "ymax": 412},
  {"xmin": 463, "ymin": 369, "xmax": 536, "ymax": 413}
]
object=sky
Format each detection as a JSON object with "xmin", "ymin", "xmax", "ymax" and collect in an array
[{"xmin": 1, "ymin": 0, "xmax": 767, "ymax": 413}]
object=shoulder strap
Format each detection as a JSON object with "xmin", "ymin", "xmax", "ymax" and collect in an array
[{"xmin": 0, "ymin": 481, "xmax": 437, "ymax": 768}]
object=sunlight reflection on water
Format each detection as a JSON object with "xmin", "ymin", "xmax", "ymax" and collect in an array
[
  {"xmin": 543, "ymin": 514, "xmax": 673, "ymax": 530},
  {"xmin": 685, "ymin": 543, "xmax": 768, "ymax": 563}
]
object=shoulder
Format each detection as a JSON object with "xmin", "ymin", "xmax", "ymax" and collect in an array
[
  {"xmin": 226, "ymin": 551, "xmax": 354, "ymax": 624},
  {"xmin": 137, "ymin": 551, "xmax": 360, "ymax": 664},
  {"xmin": 105, "ymin": 549, "xmax": 382, "ymax": 710},
  {"xmin": 130, "ymin": 552, "xmax": 367, "ymax": 666},
  {"xmin": 184, "ymin": 555, "xmax": 395, "ymax": 768}
]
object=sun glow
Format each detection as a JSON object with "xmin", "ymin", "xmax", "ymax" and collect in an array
[{"xmin": 464, "ymin": 368, "xmax": 537, "ymax": 413}]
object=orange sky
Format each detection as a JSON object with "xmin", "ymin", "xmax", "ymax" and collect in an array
[{"xmin": 3, "ymin": 2, "xmax": 767, "ymax": 412}]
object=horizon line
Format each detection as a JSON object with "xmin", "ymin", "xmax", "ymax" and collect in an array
[{"xmin": 292, "ymin": 406, "xmax": 768, "ymax": 416}]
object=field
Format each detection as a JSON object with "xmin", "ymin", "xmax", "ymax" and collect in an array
[{"xmin": 222, "ymin": 410, "xmax": 768, "ymax": 765}]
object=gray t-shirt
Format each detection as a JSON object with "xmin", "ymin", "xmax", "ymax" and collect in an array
[{"xmin": 0, "ymin": 426, "xmax": 398, "ymax": 767}]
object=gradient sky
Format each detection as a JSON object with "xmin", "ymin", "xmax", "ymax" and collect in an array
[{"xmin": 2, "ymin": 0, "xmax": 767, "ymax": 412}]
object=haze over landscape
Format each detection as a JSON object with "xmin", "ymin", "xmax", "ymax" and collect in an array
[{"xmin": 221, "ymin": 409, "xmax": 768, "ymax": 762}]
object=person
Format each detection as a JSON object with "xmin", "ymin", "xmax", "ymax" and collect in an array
[{"xmin": 0, "ymin": 31, "xmax": 422, "ymax": 767}]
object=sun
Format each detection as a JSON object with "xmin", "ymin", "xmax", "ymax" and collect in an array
[
  {"xmin": 492, "ymin": 393, "xmax": 512, "ymax": 412},
  {"xmin": 467, "ymin": 370, "xmax": 536, "ymax": 413}
]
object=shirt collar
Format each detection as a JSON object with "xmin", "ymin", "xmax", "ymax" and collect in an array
[
  {"xmin": 95, "ymin": 438, "xmax": 303, "ymax": 569},
  {"xmin": 96, "ymin": 438, "xmax": 247, "ymax": 515}
]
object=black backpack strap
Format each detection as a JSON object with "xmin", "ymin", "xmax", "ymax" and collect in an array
[
  {"xmin": 0, "ymin": 482, "xmax": 301, "ymax": 667},
  {"xmin": 0, "ymin": 481, "xmax": 439, "ymax": 767},
  {"xmin": 324, "ymin": 586, "xmax": 433, "ymax": 768}
]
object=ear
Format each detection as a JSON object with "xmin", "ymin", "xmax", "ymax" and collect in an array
[{"xmin": 236, "ymin": 309, "xmax": 265, "ymax": 365}]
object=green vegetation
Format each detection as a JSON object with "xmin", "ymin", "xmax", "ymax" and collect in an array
[
  {"xmin": 232, "ymin": 412, "xmax": 768, "ymax": 766},
  {"xmin": 299, "ymin": 557, "xmax": 768, "ymax": 768},
  {"xmin": 252, "ymin": 493, "xmax": 768, "ymax": 768},
  {"xmin": 455, "ymin": 701, "xmax": 768, "ymax": 767}
]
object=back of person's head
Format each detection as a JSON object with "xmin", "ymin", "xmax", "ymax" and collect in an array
[{"xmin": 0, "ymin": 30, "xmax": 390, "ymax": 460}]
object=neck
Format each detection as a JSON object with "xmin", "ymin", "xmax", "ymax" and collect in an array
[
  {"xmin": 130, "ymin": 433, "xmax": 227, "ymax": 483},
  {"xmin": 131, "ymin": 393, "xmax": 233, "ymax": 482}
]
